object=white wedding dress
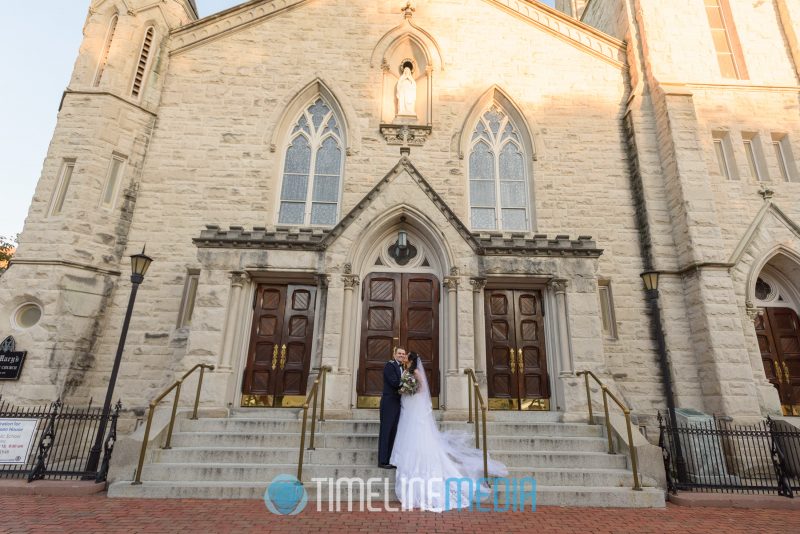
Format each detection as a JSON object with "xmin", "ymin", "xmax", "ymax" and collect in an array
[{"xmin": 389, "ymin": 360, "xmax": 508, "ymax": 512}]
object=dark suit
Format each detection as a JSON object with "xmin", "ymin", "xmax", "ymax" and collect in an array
[{"xmin": 378, "ymin": 359, "xmax": 402, "ymax": 465}]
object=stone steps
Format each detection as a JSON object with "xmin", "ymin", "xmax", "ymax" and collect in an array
[
  {"xmin": 139, "ymin": 462, "xmax": 637, "ymax": 487},
  {"xmin": 108, "ymin": 410, "xmax": 665, "ymax": 507},
  {"xmin": 178, "ymin": 418, "xmax": 603, "ymax": 437},
  {"xmin": 151, "ymin": 447, "xmax": 630, "ymax": 469},
  {"xmin": 108, "ymin": 480, "xmax": 663, "ymax": 508},
  {"xmin": 168, "ymin": 431, "xmax": 610, "ymax": 452}
]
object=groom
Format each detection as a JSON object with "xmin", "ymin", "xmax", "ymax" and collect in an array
[{"xmin": 378, "ymin": 346, "xmax": 407, "ymax": 469}]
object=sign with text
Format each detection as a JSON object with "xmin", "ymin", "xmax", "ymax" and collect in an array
[
  {"xmin": 0, "ymin": 419, "xmax": 37, "ymax": 464},
  {"xmin": 0, "ymin": 336, "xmax": 27, "ymax": 380}
]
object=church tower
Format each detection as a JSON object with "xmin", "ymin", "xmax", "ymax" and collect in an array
[{"xmin": 0, "ymin": 1, "xmax": 197, "ymax": 404}]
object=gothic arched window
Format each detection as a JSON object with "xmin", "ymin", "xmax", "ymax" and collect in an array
[
  {"xmin": 278, "ymin": 98, "xmax": 344, "ymax": 226},
  {"xmin": 468, "ymin": 105, "xmax": 530, "ymax": 231}
]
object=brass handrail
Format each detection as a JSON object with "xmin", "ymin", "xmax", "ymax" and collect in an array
[
  {"xmin": 464, "ymin": 369, "xmax": 489, "ymax": 481},
  {"xmin": 297, "ymin": 365, "xmax": 331, "ymax": 483},
  {"xmin": 132, "ymin": 363, "xmax": 214, "ymax": 485},
  {"xmin": 576, "ymin": 370, "xmax": 642, "ymax": 491}
]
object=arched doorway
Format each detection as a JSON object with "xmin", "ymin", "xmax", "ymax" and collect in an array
[
  {"xmin": 751, "ymin": 251, "xmax": 800, "ymax": 415},
  {"xmin": 351, "ymin": 215, "xmax": 448, "ymax": 408}
]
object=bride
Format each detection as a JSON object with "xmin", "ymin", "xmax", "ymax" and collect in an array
[{"xmin": 390, "ymin": 352, "xmax": 508, "ymax": 512}]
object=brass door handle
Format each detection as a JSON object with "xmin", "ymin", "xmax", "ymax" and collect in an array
[
  {"xmin": 509, "ymin": 348, "xmax": 516, "ymax": 374},
  {"xmin": 517, "ymin": 348, "xmax": 524, "ymax": 374},
  {"xmin": 280, "ymin": 344, "xmax": 287, "ymax": 369},
  {"xmin": 271, "ymin": 344, "xmax": 279, "ymax": 370},
  {"xmin": 783, "ymin": 361, "xmax": 791, "ymax": 382},
  {"xmin": 773, "ymin": 361, "xmax": 783, "ymax": 383}
]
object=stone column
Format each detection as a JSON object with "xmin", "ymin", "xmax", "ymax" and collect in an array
[
  {"xmin": 219, "ymin": 271, "xmax": 248, "ymax": 370},
  {"xmin": 470, "ymin": 278, "xmax": 487, "ymax": 375},
  {"xmin": 444, "ymin": 275, "xmax": 460, "ymax": 372},
  {"xmin": 339, "ymin": 274, "xmax": 360, "ymax": 372},
  {"xmin": 549, "ymin": 278, "xmax": 573, "ymax": 376}
]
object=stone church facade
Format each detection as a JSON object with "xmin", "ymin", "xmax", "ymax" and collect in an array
[{"xmin": 2, "ymin": 0, "xmax": 800, "ymax": 433}]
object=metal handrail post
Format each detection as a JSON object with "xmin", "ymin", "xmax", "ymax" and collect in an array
[
  {"xmin": 319, "ymin": 368, "xmax": 328, "ymax": 422},
  {"xmin": 132, "ymin": 402, "xmax": 156, "ymax": 485},
  {"xmin": 624, "ymin": 409, "xmax": 642, "ymax": 490},
  {"xmin": 192, "ymin": 366, "xmax": 207, "ymax": 420},
  {"xmin": 467, "ymin": 372, "xmax": 474, "ymax": 424},
  {"xmin": 308, "ymin": 379, "xmax": 320, "ymax": 450},
  {"xmin": 602, "ymin": 387, "xmax": 614, "ymax": 454},
  {"xmin": 583, "ymin": 371, "xmax": 594, "ymax": 424},
  {"xmin": 298, "ymin": 401, "xmax": 309, "ymax": 481},
  {"xmin": 481, "ymin": 405, "xmax": 488, "ymax": 480},
  {"xmin": 163, "ymin": 381, "xmax": 182, "ymax": 450}
]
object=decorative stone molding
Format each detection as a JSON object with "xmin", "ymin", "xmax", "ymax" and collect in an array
[
  {"xmin": 548, "ymin": 278, "xmax": 569, "ymax": 293},
  {"xmin": 379, "ymin": 124, "xmax": 431, "ymax": 146},
  {"xmin": 486, "ymin": 0, "xmax": 626, "ymax": 67},
  {"xmin": 316, "ymin": 274, "xmax": 331, "ymax": 288},
  {"xmin": 745, "ymin": 305, "xmax": 760, "ymax": 322},
  {"xmin": 170, "ymin": 0, "xmax": 312, "ymax": 56},
  {"xmin": 450, "ymin": 267, "xmax": 460, "ymax": 277},
  {"xmin": 343, "ymin": 263, "xmax": 353, "ymax": 275},
  {"xmin": 443, "ymin": 276, "xmax": 460, "ymax": 290},
  {"xmin": 342, "ymin": 274, "xmax": 360, "ymax": 289},
  {"xmin": 194, "ymin": 159, "xmax": 602, "ymax": 260},
  {"xmin": 230, "ymin": 271, "xmax": 249, "ymax": 287},
  {"xmin": 470, "ymin": 277, "xmax": 487, "ymax": 292}
]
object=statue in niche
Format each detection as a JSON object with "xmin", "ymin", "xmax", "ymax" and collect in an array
[{"xmin": 395, "ymin": 64, "xmax": 417, "ymax": 117}]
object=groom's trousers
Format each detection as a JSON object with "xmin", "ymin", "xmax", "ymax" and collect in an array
[{"xmin": 378, "ymin": 394, "xmax": 401, "ymax": 465}]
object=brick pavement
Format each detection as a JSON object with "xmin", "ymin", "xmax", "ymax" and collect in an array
[{"xmin": 3, "ymin": 495, "xmax": 800, "ymax": 534}]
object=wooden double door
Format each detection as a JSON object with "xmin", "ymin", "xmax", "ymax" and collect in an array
[
  {"xmin": 357, "ymin": 272, "xmax": 440, "ymax": 407},
  {"xmin": 484, "ymin": 288, "xmax": 550, "ymax": 410},
  {"xmin": 241, "ymin": 284, "xmax": 317, "ymax": 407},
  {"xmin": 755, "ymin": 307, "xmax": 800, "ymax": 415}
]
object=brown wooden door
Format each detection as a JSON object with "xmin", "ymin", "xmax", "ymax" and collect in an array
[
  {"xmin": 357, "ymin": 273, "xmax": 440, "ymax": 401},
  {"xmin": 757, "ymin": 307, "xmax": 800, "ymax": 414},
  {"xmin": 242, "ymin": 284, "xmax": 316, "ymax": 406},
  {"xmin": 403, "ymin": 274, "xmax": 440, "ymax": 397},
  {"xmin": 485, "ymin": 289, "xmax": 549, "ymax": 410}
]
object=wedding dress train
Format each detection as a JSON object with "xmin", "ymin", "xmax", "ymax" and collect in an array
[{"xmin": 389, "ymin": 359, "xmax": 508, "ymax": 512}]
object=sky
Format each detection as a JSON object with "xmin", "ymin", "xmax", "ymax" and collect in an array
[{"xmin": 0, "ymin": 0, "xmax": 557, "ymax": 241}]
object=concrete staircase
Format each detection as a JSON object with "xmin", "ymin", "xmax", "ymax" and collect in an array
[{"xmin": 108, "ymin": 409, "xmax": 665, "ymax": 507}]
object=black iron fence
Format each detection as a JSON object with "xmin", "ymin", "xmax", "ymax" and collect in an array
[
  {"xmin": 659, "ymin": 412, "xmax": 800, "ymax": 497},
  {"xmin": 0, "ymin": 398, "xmax": 121, "ymax": 482}
]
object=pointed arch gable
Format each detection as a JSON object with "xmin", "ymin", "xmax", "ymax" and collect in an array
[
  {"xmin": 267, "ymin": 78, "xmax": 360, "ymax": 156},
  {"xmin": 454, "ymin": 86, "xmax": 538, "ymax": 161},
  {"xmin": 370, "ymin": 23, "xmax": 444, "ymax": 71}
]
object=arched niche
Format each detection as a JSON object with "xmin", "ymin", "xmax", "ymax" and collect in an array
[{"xmin": 380, "ymin": 35, "xmax": 432, "ymax": 125}]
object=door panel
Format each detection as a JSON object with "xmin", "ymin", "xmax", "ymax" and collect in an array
[
  {"xmin": 760, "ymin": 307, "xmax": 800, "ymax": 414},
  {"xmin": 275, "ymin": 285, "xmax": 317, "ymax": 399},
  {"xmin": 242, "ymin": 283, "xmax": 316, "ymax": 407},
  {"xmin": 243, "ymin": 286, "xmax": 286, "ymax": 399},
  {"xmin": 485, "ymin": 288, "xmax": 549, "ymax": 410},
  {"xmin": 484, "ymin": 290, "xmax": 518, "ymax": 404},
  {"xmin": 359, "ymin": 274, "xmax": 402, "ymax": 398},
  {"xmin": 403, "ymin": 274, "xmax": 440, "ymax": 397},
  {"xmin": 358, "ymin": 273, "xmax": 440, "ymax": 401},
  {"xmin": 515, "ymin": 290, "xmax": 549, "ymax": 401}
]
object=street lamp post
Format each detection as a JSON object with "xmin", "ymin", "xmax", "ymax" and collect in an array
[
  {"xmin": 85, "ymin": 247, "xmax": 153, "ymax": 476},
  {"xmin": 640, "ymin": 270, "xmax": 687, "ymax": 483}
]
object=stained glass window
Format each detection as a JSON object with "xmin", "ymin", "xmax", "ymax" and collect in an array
[
  {"xmin": 468, "ymin": 106, "xmax": 530, "ymax": 231},
  {"xmin": 278, "ymin": 98, "xmax": 344, "ymax": 226}
]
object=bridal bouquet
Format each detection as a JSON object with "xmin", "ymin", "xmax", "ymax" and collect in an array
[{"xmin": 399, "ymin": 370, "xmax": 419, "ymax": 395}]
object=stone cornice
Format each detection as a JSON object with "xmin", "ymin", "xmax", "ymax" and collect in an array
[
  {"xmin": 486, "ymin": 0, "xmax": 627, "ymax": 68},
  {"xmin": 169, "ymin": 0, "xmax": 311, "ymax": 56},
  {"xmin": 193, "ymin": 224, "xmax": 602, "ymax": 258}
]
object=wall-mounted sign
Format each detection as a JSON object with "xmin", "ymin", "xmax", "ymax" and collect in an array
[
  {"xmin": 0, "ymin": 418, "xmax": 37, "ymax": 464},
  {"xmin": 0, "ymin": 336, "xmax": 27, "ymax": 380}
]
